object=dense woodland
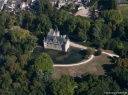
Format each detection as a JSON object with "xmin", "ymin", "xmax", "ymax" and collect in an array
[{"xmin": 0, "ymin": 0, "xmax": 128, "ymax": 94}]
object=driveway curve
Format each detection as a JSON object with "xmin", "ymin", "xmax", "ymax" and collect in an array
[
  {"xmin": 53, "ymin": 55, "xmax": 94, "ymax": 67},
  {"xmin": 53, "ymin": 42, "xmax": 119, "ymax": 67},
  {"xmin": 70, "ymin": 42, "xmax": 119, "ymax": 57}
]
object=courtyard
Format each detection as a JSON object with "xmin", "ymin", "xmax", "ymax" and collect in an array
[{"xmin": 75, "ymin": 8, "xmax": 91, "ymax": 17}]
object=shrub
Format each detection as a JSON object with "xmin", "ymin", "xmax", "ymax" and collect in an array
[
  {"xmin": 85, "ymin": 48, "xmax": 95, "ymax": 58},
  {"xmin": 86, "ymin": 48, "xmax": 95, "ymax": 55},
  {"xmin": 96, "ymin": 48, "xmax": 102, "ymax": 56}
]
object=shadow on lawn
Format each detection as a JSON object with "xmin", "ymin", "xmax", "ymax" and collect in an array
[
  {"xmin": 102, "ymin": 64, "xmax": 115, "ymax": 75},
  {"xmin": 102, "ymin": 56, "xmax": 116, "ymax": 75}
]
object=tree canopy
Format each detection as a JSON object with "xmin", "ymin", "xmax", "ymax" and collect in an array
[{"xmin": 34, "ymin": 52, "xmax": 53, "ymax": 72}]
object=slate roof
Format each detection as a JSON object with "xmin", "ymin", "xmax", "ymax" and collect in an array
[
  {"xmin": 46, "ymin": 35, "xmax": 66, "ymax": 43},
  {"xmin": 46, "ymin": 28, "xmax": 68, "ymax": 44}
]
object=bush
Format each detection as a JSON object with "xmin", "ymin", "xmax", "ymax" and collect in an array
[
  {"xmin": 85, "ymin": 55, "xmax": 89, "ymax": 59},
  {"xmin": 96, "ymin": 48, "xmax": 102, "ymax": 56},
  {"xmin": 85, "ymin": 48, "xmax": 95, "ymax": 58},
  {"xmin": 86, "ymin": 48, "xmax": 95, "ymax": 55}
]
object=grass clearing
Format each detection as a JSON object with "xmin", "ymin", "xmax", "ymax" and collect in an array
[
  {"xmin": 31, "ymin": 47, "xmax": 85, "ymax": 64},
  {"xmin": 118, "ymin": 4, "xmax": 128, "ymax": 18},
  {"xmin": 54, "ymin": 54, "xmax": 114, "ymax": 79}
]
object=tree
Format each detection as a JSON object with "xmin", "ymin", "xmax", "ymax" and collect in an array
[
  {"xmin": 22, "ymin": 12, "xmax": 36, "ymax": 31},
  {"xmin": 96, "ymin": 49, "xmax": 102, "ymax": 56},
  {"xmin": 111, "ymin": 68, "xmax": 128, "ymax": 88},
  {"xmin": 105, "ymin": 39, "xmax": 119, "ymax": 50},
  {"xmin": 34, "ymin": 52, "xmax": 53, "ymax": 72},
  {"xmin": 0, "ymin": 16, "xmax": 5, "ymax": 38},
  {"xmin": 67, "ymin": 17, "xmax": 90, "ymax": 40},
  {"xmin": 7, "ymin": 28, "xmax": 37, "ymax": 53},
  {"xmin": 29, "ymin": 78, "xmax": 46, "ymax": 95},
  {"xmin": 5, "ymin": 16, "xmax": 17, "ymax": 29},
  {"xmin": 67, "ymin": 17, "xmax": 78, "ymax": 33},
  {"xmin": 76, "ymin": 81, "xmax": 89, "ymax": 95},
  {"xmin": 36, "ymin": 0, "xmax": 50, "ymax": 14},
  {"xmin": 50, "ymin": 76, "xmax": 76, "ymax": 95},
  {"xmin": 19, "ymin": 54, "xmax": 29, "ymax": 68},
  {"xmin": 98, "ymin": 0, "xmax": 117, "ymax": 10},
  {"xmin": 100, "ymin": 24, "xmax": 112, "ymax": 40},
  {"xmin": 35, "ymin": 14, "xmax": 52, "ymax": 32},
  {"xmin": 51, "ymin": 10, "xmax": 70, "ymax": 27},
  {"xmin": 85, "ymin": 48, "xmax": 95, "ymax": 59},
  {"xmin": 115, "ymin": 58, "xmax": 128, "ymax": 68},
  {"xmin": 91, "ymin": 24, "xmax": 101, "ymax": 41},
  {"xmin": 116, "ymin": 18, "xmax": 128, "ymax": 40},
  {"xmin": 78, "ymin": 30, "xmax": 87, "ymax": 41},
  {"xmin": 107, "ymin": 0, "xmax": 117, "ymax": 10},
  {"xmin": 119, "ymin": 48, "xmax": 128, "ymax": 58},
  {"xmin": 77, "ymin": 19, "xmax": 90, "ymax": 40},
  {"xmin": 0, "ymin": 67, "xmax": 13, "ymax": 94},
  {"xmin": 86, "ymin": 48, "xmax": 95, "ymax": 56},
  {"xmin": 102, "ymin": 10, "xmax": 122, "ymax": 24},
  {"xmin": 36, "ymin": 69, "xmax": 53, "ymax": 86},
  {"xmin": 79, "ymin": 74, "xmax": 120, "ymax": 95}
]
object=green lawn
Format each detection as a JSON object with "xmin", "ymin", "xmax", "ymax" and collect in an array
[
  {"xmin": 118, "ymin": 4, "xmax": 128, "ymax": 18},
  {"xmin": 77, "ymin": 41, "xmax": 94, "ymax": 47},
  {"xmin": 54, "ymin": 54, "xmax": 114, "ymax": 78},
  {"xmin": 31, "ymin": 47, "xmax": 85, "ymax": 64}
]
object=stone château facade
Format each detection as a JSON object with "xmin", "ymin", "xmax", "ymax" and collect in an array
[{"xmin": 43, "ymin": 28, "xmax": 70, "ymax": 52}]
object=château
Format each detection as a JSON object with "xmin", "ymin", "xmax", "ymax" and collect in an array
[{"xmin": 43, "ymin": 28, "xmax": 70, "ymax": 52}]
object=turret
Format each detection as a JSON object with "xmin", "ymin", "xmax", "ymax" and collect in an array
[
  {"xmin": 43, "ymin": 37, "xmax": 47, "ymax": 48},
  {"xmin": 64, "ymin": 36, "xmax": 70, "ymax": 52},
  {"xmin": 55, "ymin": 28, "xmax": 60, "ymax": 36}
]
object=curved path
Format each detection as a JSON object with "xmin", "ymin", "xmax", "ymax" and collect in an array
[
  {"xmin": 70, "ymin": 42, "xmax": 119, "ymax": 57},
  {"xmin": 53, "ymin": 55, "xmax": 94, "ymax": 67},
  {"xmin": 102, "ymin": 52, "xmax": 119, "ymax": 57},
  {"xmin": 70, "ymin": 42, "xmax": 87, "ymax": 49},
  {"xmin": 53, "ymin": 41, "xmax": 119, "ymax": 67}
]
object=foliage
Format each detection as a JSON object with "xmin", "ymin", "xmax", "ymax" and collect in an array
[
  {"xmin": 35, "ymin": 14, "xmax": 52, "ymax": 32},
  {"xmin": 89, "ymin": 0, "xmax": 98, "ymax": 7},
  {"xmin": 115, "ymin": 58, "xmax": 128, "ymax": 68},
  {"xmin": 96, "ymin": 48, "xmax": 102, "ymax": 56},
  {"xmin": 51, "ymin": 10, "xmax": 70, "ymax": 27},
  {"xmin": 21, "ymin": 11, "xmax": 36, "ymax": 31},
  {"xmin": 34, "ymin": 52, "xmax": 53, "ymax": 72},
  {"xmin": 85, "ymin": 48, "xmax": 95, "ymax": 59},
  {"xmin": 61, "ymin": 3, "xmax": 76, "ymax": 12},
  {"xmin": 0, "ymin": 16, "xmax": 5, "ymax": 38},
  {"xmin": 119, "ymin": 48, "xmax": 128, "ymax": 58},
  {"xmin": 0, "ymin": 28, "xmax": 37, "ymax": 55},
  {"xmin": 105, "ymin": 39, "xmax": 124, "ymax": 51},
  {"xmin": 116, "ymin": 18, "xmax": 128, "ymax": 40},
  {"xmin": 75, "ymin": 74, "xmax": 120, "ymax": 95},
  {"xmin": 50, "ymin": 76, "xmax": 76, "ymax": 95},
  {"xmin": 98, "ymin": 0, "xmax": 117, "ymax": 10},
  {"xmin": 86, "ymin": 48, "xmax": 95, "ymax": 55},
  {"xmin": 67, "ymin": 17, "xmax": 90, "ymax": 40},
  {"xmin": 5, "ymin": 16, "xmax": 17, "ymax": 29},
  {"xmin": 0, "ymin": 1, "xmax": 127, "ymax": 94},
  {"xmin": 106, "ymin": 0, "xmax": 118, "ymax": 10},
  {"xmin": 111, "ymin": 68, "xmax": 128, "ymax": 88},
  {"xmin": 102, "ymin": 10, "xmax": 122, "ymax": 24}
]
